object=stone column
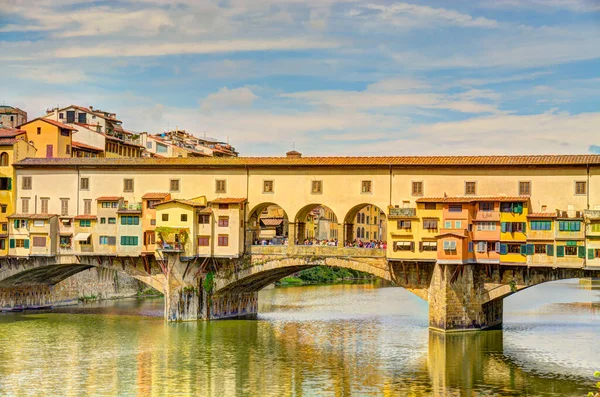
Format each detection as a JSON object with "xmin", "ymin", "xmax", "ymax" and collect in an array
[
  {"xmin": 288, "ymin": 222, "xmax": 297, "ymax": 245},
  {"xmin": 164, "ymin": 283, "xmax": 203, "ymax": 321},
  {"xmin": 428, "ymin": 263, "xmax": 503, "ymax": 332},
  {"xmin": 345, "ymin": 223, "xmax": 354, "ymax": 243}
]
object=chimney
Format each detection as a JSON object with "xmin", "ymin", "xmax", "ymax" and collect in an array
[
  {"xmin": 286, "ymin": 150, "xmax": 302, "ymax": 158},
  {"xmin": 90, "ymin": 105, "xmax": 93, "ymax": 110}
]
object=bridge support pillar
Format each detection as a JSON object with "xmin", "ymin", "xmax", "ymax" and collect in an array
[
  {"xmin": 428, "ymin": 263, "xmax": 503, "ymax": 332},
  {"xmin": 164, "ymin": 282, "xmax": 203, "ymax": 321}
]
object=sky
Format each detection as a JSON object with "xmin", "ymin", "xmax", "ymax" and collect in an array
[{"xmin": 1, "ymin": 0, "xmax": 599, "ymax": 156}]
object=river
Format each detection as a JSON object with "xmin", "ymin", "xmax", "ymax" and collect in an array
[{"xmin": 0, "ymin": 280, "xmax": 598, "ymax": 396}]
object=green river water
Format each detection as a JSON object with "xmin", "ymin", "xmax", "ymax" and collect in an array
[{"xmin": 0, "ymin": 280, "xmax": 598, "ymax": 396}]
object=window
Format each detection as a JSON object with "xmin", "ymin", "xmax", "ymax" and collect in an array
[
  {"xmin": 395, "ymin": 241, "xmax": 414, "ymax": 251},
  {"xmin": 366, "ymin": 216, "xmax": 370, "ymax": 224},
  {"xmin": 412, "ymin": 181, "xmax": 423, "ymax": 196},
  {"xmin": 216, "ymin": 179, "xmax": 227, "ymax": 193},
  {"xmin": 40, "ymin": 198, "xmax": 49, "ymax": 214},
  {"xmin": 218, "ymin": 204, "xmax": 229, "ymax": 210},
  {"xmin": 0, "ymin": 177, "xmax": 11, "ymax": 191},
  {"xmin": 181, "ymin": 214, "xmax": 188, "ymax": 222},
  {"xmin": 420, "ymin": 241, "xmax": 437, "ymax": 251},
  {"xmin": 21, "ymin": 198, "xmax": 29, "ymax": 213},
  {"xmin": 100, "ymin": 217, "xmax": 106, "ymax": 224},
  {"xmin": 33, "ymin": 220, "xmax": 44, "ymax": 227},
  {"xmin": 501, "ymin": 202, "xmax": 524, "ymax": 214},
  {"xmin": 32, "ymin": 236, "xmax": 46, "ymax": 247},
  {"xmin": 84, "ymin": 199, "xmax": 92, "ymax": 215},
  {"xmin": 146, "ymin": 200, "xmax": 161, "ymax": 209},
  {"xmin": 61, "ymin": 199, "xmax": 69, "ymax": 216},
  {"xmin": 507, "ymin": 244, "xmax": 523, "ymax": 254},
  {"xmin": 0, "ymin": 152, "xmax": 8, "ymax": 166},
  {"xmin": 80, "ymin": 177, "xmax": 89, "ymax": 190},
  {"xmin": 565, "ymin": 246, "xmax": 578, "ymax": 256},
  {"xmin": 1, "ymin": 223, "xmax": 6, "ymax": 232},
  {"xmin": 397, "ymin": 220, "xmax": 411, "ymax": 230},
  {"xmin": 66, "ymin": 144, "xmax": 71, "ymax": 155},
  {"xmin": 530, "ymin": 221, "xmax": 552, "ymax": 231},
  {"xmin": 79, "ymin": 219, "xmax": 91, "ymax": 227},
  {"xmin": 150, "ymin": 219, "xmax": 156, "ymax": 226},
  {"xmin": 146, "ymin": 142, "xmax": 153, "ymax": 149},
  {"xmin": 591, "ymin": 223, "xmax": 600, "ymax": 233},
  {"xmin": 156, "ymin": 143, "xmax": 168, "ymax": 153},
  {"xmin": 476, "ymin": 222, "xmax": 496, "ymax": 231},
  {"xmin": 558, "ymin": 221, "xmax": 581, "ymax": 232},
  {"xmin": 218, "ymin": 217, "xmax": 229, "ymax": 227},
  {"xmin": 22, "ymin": 176, "xmax": 32, "ymax": 190},
  {"xmin": 0, "ymin": 239, "xmax": 4, "ymax": 250},
  {"xmin": 465, "ymin": 181, "xmax": 476, "ymax": 195},
  {"xmin": 423, "ymin": 219, "xmax": 438, "ymax": 230},
  {"xmin": 59, "ymin": 112, "xmax": 64, "ymax": 119},
  {"xmin": 144, "ymin": 232, "xmax": 155, "ymax": 245},
  {"xmin": 361, "ymin": 180, "xmax": 372, "ymax": 194},
  {"xmin": 534, "ymin": 244, "xmax": 547, "ymax": 254},
  {"xmin": 170, "ymin": 179, "xmax": 180, "ymax": 192},
  {"xmin": 311, "ymin": 180, "xmax": 322, "ymax": 194},
  {"xmin": 501, "ymin": 222, "xmax": 526, "ymax": 233},
  {"xmin": 449, "ymin": 205, "xmax": 462, "ymax": 212},
  {"xmin": 37, "ymin": 127, "xmax": 41, "ymax": 135},
  {"xmin": 14, "ymin": 239, "xmax": 28, "ymax": 248},
  {"xmin": 519, "ymin": 181, "xmax": 531, "ymax": 196},
  {"xmin": 444, "ymin": 221, "xmax": 452, "ymax": 229},
  {"xmin": 108, "ymin": 217, "xmax": 116, "ymax": 224},
  {"xmin": 476, "ymin": 242, "xmax": 488, "ymax": 253},
  {"xmin": 123, "ymin": 179, "xmax": 134, "ymax": 192},
  {"xmin": 120, "ymin": 216, "xmax": 140, "ymax": 225},
  {"xmin": 479, "ymin": 202, "xmax": 494, "ymax": 212},
  {"xmin": 442, "ymin": 240, "xmax": 457, "ymax": 251},
  {"xmin": 198, "ymin": 236, "xmax": 210, "ymax": 246},
  {"xmin": 263, "ymin": 180, "xmax": 274, "ymax": 193},
  {"xmin": 78, "ymin": 113, "xmax": 86, "ymax": 123},
  {"xmin": 455, "ymin": 221, "xmax": 462, "ymax": 229},
  {"xmin": 198, "ymin": 214, "xmax": 210, "ymax": 224},
  {"xmin": 218, "ymin": 235, "xmax": 229, "ymax": 246},
  {"xmin": 100, "ymin": 236, "xmax": 117, "ymax": 245},
  {"xmin": 424, "ymin": 203, "xmax": 436, "ymax": 210},
  {"xmin": 1, "ymin": 205, "xmax": 6, "ymax": 213},
  {"xmin": 162, "ymin": 214, "xmax": 169, "ymax": 222},
  {"xmin": 120, "ymin": 236, "xmax": 139, "ymax": 246},
  {"xmin": 575, "ymin": 181, "xmax": 587, "ymax": 195},
  {"xmin": 60, "ymin": 128, "xmax": 70, "ymax": 137}
]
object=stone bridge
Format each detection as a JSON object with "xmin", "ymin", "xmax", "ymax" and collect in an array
[{"xmin": 1, "ymin": 248, "xmax": 599, "ymax": 332}]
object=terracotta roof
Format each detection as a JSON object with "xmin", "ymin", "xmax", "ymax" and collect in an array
[
  {"xmin": 13, "ymin": 155, "xmax": 600, "ymax": 169},
  {"xmin": 142, "ymin": 192, "xmax": 171, "ymax": 199},
  {"xmin": 7, "ymin": 213, "xmax": 57, "ymax": 220},
  {"xmin": 260, "ymin": 218, "xmax": 284, "ymax": 226},
  {"xmin": 157, "ymin": 199, "xmax": 205, "ymax": 208},
  {"xmin": 528, "ymin": 212, "xmax": 558, "ymax": 218},
  {"xmin": 72, "ymin": 141, "xmax": 104, "ymax": 152},
  {"xmin": 210, "ymin": 197, "xmax": 247, "ymax": 204},
  {"xmin": 436, "ymin": 231, "xmax": 467, "ymax": 239},
  {"xmin": 0, "ymin": 138, "xmax": 19, "ymax": 145},
  {"xmin": 0, "ymin": 127, "xmax": 26, "ymax": 138},
  {"xmin": 74, "ymin": 215, "xmax": 97, "ymax": 220},
  {"xmin": 416, "ymin": 196, "xmax": 529, "ymax": 203},
  {"xmin": 57, "ymin": 105, "xmax": 123, "ymax": 123},
  {"xmin": 96, "ymin": 196, "xmax": 122, "ymax": 201},
  {"xmin": 19, "ymin": 118, "xmax": 77, "ymax": 131},
  {"xmin": 198, "ymin": 207, "xmax": 213, "ymax": 214}
]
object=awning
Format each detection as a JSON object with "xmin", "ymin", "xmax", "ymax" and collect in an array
[
  {"xmin": 74, "ymin": 233, "xmax": 91, "ymax": 241},
  {"xmin": 261, "ymin": 218, "xmax": 283, "ymax": 227}
]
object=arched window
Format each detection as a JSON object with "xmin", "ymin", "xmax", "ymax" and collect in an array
[{"xmin": 0, "ymin": 152, "xmax": 8, "ymax": 166}]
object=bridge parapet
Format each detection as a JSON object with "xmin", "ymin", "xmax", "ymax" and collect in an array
[{"xmin": 249, "ymin": 245, "xmax": 386, "ymax": 258}]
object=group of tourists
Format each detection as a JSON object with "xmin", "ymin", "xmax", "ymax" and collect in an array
[
  {"xmin": 253, "ymin": 237, "xmax": 387, "ymax": 249},
  {"xmin": 344, "ymin": 240, "xmax": 387, "ymax": 249}
]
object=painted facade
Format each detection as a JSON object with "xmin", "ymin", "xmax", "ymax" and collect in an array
[{"xmin": 18, "ymin": 118, "xmax": 76, "ymax": 158}]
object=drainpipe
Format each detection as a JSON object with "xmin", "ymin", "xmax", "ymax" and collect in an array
[{"xmin": 76, "ymin": 165, "xmax": 80, "ymax": 216}]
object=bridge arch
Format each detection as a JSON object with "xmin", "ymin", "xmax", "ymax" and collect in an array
[
  {"xmin": 343, "ymin": 203, "xmax": 388, "ymax": 244},
  {"xmin": 247, "ymin": 202, "xmax": 291, "ymax": 244},
  {"xmin": 293, "ymin": 203, "xmax": 340, "ymax": 243}
]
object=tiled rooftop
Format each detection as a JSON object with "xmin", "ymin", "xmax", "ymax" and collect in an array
[
  {"xmin": 157, "ymin": 199, "xmax": 205, "ymax": 207},
  {"xmin": 528, "ymin": 212, "xmax": 558, "ymax": 218},
  {"xmin": 142, "ymin": 192, "xmax": 171, "ymax": 199},
  {"xmin": 72, "ymin": 141, "xmax": 104, "ymax": 152},
  {"xmin": 20, "ymin": 117, "xmax": 77, "ymax": 131},
  {"xmin": 210, "ymin": 197, "xmax": 247, "ymax": 204},
  {"xmin": 96, "ymin": 196, "xmax": 123, "ymax": 201},
  {"xmin": 0, "ymin": 127, "xmax": 25, "ymax": 138},
  {"xmin": 74, "ymin": 215, "xmax": 97, "ymax": 220},
  {"xmin": 7, "ymin": 213, "xmax": 57, "ymax": 220},
  {"xmin": 13, "ymin": 154, "xmax": 600, "ymax": 169}
]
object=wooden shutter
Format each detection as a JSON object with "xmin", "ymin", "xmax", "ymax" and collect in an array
[
  {"xmin": 546, "ymin": 244, "xmax": 554, "ymax": 256},
  {"xmin": 520, "ymin": 244, "xmax": 527, "ymax": 255},
  {"xmin": 500, "ymin": 244, "xmax": 508, "ymax": 255},
  {"xmin": 578, "ymin": 246, "xmax": 585, "ymax": 259},
  {"xmin": 556, "ymin": 246, "xmax": 565, "ymax": 257},
  {"xmin": 9, "ymin": 239, "xmax": 15, "ymax": 249},
  {"xmin": 23, "ymin": 239, "xmax": 29, "ymax": 249},
  {"xmin": 526, "ymin": 244, "xmax": 534, "ymax": 255},
  {"xmin": 588, "ymin": 248, "xmax": 595, "ymax": 260}
]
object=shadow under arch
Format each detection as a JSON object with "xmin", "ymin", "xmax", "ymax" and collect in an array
[
  {"xmin": 485, "ymin": 275, "xmax": 595, "ymax": 304},
  {"xmin": 293, "ymin": 203, "xmax": 340, "ymax": 243},
  {"xmin": 343, "ymin": 203, "xmax": 388, "ymax": 243}
]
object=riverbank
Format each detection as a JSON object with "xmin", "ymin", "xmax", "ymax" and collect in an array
[{"xmin": 276, "ymin": 266, "xmax": 378, "ymax": 286}]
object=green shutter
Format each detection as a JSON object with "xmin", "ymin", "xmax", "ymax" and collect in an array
[
  {"xmin": 500, "ymin": 244, "xmax": 508, "ymax": 255},
  {"xmin": 133, "ymin": 236, "xmax": 138, "ymax": 245},
  {"xmin": 501, "ymin": 223, "xmax": 507, "ymax": 233},
  {"xmin": 526, "ymin": 244, "xmax": 534, "ymax": 255},
  {"xmin": 567, "ymin": 240, "xmax": 577, "ymax": 246},
  {"xmin": 520, "ymin": 244, "xmax": 527, "ymax": 255},
  {"xmin": 546, "ymin": 244, "xmax": 554, "ymax": 256},
  {"xmin": 578, "ymin": 246, "xmax": 585, "ymax": 259},
  {"xmin": 23, "ymin": 239, "xmax": 29, "ymax": 249},
  {"xmin": 9, "ymin": 239, "xmax": 15, "ymax": 249},
  {"xmin": 557, "ymin": 245, "xmax": 565, "ymax": 257},
  {"xmin": 7, "ymin": 178, "xmax": 11, "ymax": 191},
  {"xmin": 134, "ymin": 217, "xmax": 139, "ymax": 225},
  {"xmin": 13, "ymin": 220, "xmax": 19, "ymax": 229},
  {"xmin": 514, "ymin": 203, "xmax": 523, "ymax": 214},
  {"xmin": 522, "ymin": 222, "xmax": 527, "ymax": 233},
  {"xmin": 589, "ymin": 248, "xmax": 595, "ymax": 260},
  {"xmin": 120, "ymin": 236, "xmax": 125, "ymax": 245}
]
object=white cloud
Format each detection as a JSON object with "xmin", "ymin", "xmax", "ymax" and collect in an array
[
  {"xmin": 482, "ymin": 0, "xmax": 600, "ymax": 12},
  {"xmin": 200, "ymin": 87, "xmax": 259, "ymax": 111}
]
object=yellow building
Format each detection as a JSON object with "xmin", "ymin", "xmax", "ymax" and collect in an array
[
  {"xmin": 155, "ymin": 197, "xmax": 207, "ymax": 257},
  {"xmin": 555, "ymin": 209, "xmax": 586, "ymax": 267},
  {"xmin": 18, "ymin": 118, "xmax": 76, "ymax": 158},
  {"xmin": 585, "ymin": 210, "xmax": 600, "ymax": 267},
  {"xmin": 499, "ymin": 199, "xmax": 529, "ymax": 264},
  {"xmin": 387, "ymin": 202, "xmax": 441, "ymax": 261},
  {"xmin": 0, "ymin": 127, "xmax": 37, "ymax": 255},
  {"xmin": 354, "ymin": 205, "xmax": 386, "ymax": 241},
  {"xmin": 526, "ymin": 212, "xmax": 556, "ymax": 266}
]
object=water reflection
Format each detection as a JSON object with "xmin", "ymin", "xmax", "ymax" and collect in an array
[{"xmin": 0, "ymin": 281, "xmax": 597, "ymax": 396}]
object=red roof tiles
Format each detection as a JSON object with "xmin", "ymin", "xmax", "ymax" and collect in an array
[
  {"xmin": 0, "ymin": 127, "xmax": 26, "ymax": 138},
  {"xmin": 210, "ymin": 198, "xmax": 247, "ymax": 204},
  {"xmin": 142, "ymin": 192, "xmax": 171, "ymax": 199},
  {"xmin": 13, "ymin": 155, "xmax": 600, "ymax": 169},
  {"xmin": 72, "ymin": 141, "xmax": 104, "ymax": 152},
  {"xmin": 157, "ymin": 199, "xmax": 205, "ymax": 207},
  {"xmin": 7, "ymin": 213, "xmax": 57, "ymax": 220},
  {"xmin": 528, "ymin": 212, "xmax": 558, "ymax": 218},
  {"xmin": 74, "ymin": 215, "xmax": 97, "ymax": 220},
  {"xmin": 96, "ymin": 196, "xmax": 123, "ymax": 201}
]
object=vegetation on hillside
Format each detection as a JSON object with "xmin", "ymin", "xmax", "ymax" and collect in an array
[{"xmin": 278, "ymin": 266, "xmax": 374, "ymax": 285}]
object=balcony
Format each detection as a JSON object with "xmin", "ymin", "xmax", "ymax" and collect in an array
[
  {"xmin": 117, "ymin": 203, "xmax": 142, "ymax": 214},
  {"xmin": 527, "ymin": 230, "xmax": 555, "ymax": 240},
  {"xmin": 389, "ymin": 208, "xmax": 416, "ymax": 218}
]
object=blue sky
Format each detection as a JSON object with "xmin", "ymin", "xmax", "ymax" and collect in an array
[{"xmin": 1, "ymin": 0, "xmax": 599, "ymax": 156}]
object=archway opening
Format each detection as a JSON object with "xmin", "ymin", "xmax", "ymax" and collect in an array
[
  {"xmin": 248, "ymin": 203, "xmax": 290, "ymax": 245},
  {"xmin": 343, "ymin": 203, "xmax": 388, "ymax": 247},
  {"xmin": 294, "ymin": 204, "xmax": 339, "ymax": 245}
]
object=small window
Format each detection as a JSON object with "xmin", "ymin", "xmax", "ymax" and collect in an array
[
  {"xmin": 0, "ymin": 205, "xmax": 5, "ymax": 213},
  {"xmin": 423, "ymin": 219, "xmax": 438, "ymax": 230},
  {"xmin": 120, "ymin": 216, "xmax": 140, "ymax": 225},
  {"xmin": 84, "ymin": 199, "xmax": 92, "ymax": 215},
  {"xmin": 263, "ymin": 180, "xmax": 274, "ymax": 193},
  {"xmin": 22, "ymin": 176, "xmax": 32, "ymax": 190},
  {"xmin": 123, "ymin": 179, "xmax": 134, "ymax": 192},
  {"xmin": 424, "ymin": 203, "xmax": 436, "ymax": 210},
  {"xmin": 198, "ymin": 236, "xmax": 210, "ymax": 246},
  {"xmin": 37, "ymin": 127, "xmax": 41, "ymax": 135},
  {"xmin": 465, "ymin": 181, "xmax": 476, "ymax": 195},
  {"xmin": 455, "ymin": 221, "xmax": 462, "ymax": 229},
  {"xmin": 59, "ymin": 113, "xmax": 64, "ymax": 119},
  {"xmin": 170, "ymin": 179, "xmax": 180, "ymax": 192},
  {"xmin": 66, "ymin": 144, "xmax": 71, "ymax": 155},
  {"xmin": 150, "ymin": 219, "xmax": 156, "ymax": 226},
  {"xmin": 412, "ymin": 181, "xmax": 423, "ymax": 196},
  {"xmin": 39, "ymin": 198, "xmax": 49, "ymax": 214},
  {"xmin": 79, "ymin": 219, "xmax": 91, "ymax": 227},
  {"xmin": 33, "ymin": 220, "xmax": 44, "ymax": 227},
  {"xmin": 80, "ymin": 177, "xmax": 89, "ymax": 190},
  {"xmin": 198, "ymin": 214, "xmax": 210, "ymax": 224},
  {"xmin": 218, "ymin": 217, "xmax": 229, "ymax": 227},
  {"xmin": 311, "ymin": 180, "xmax": 322, "ymax": 194},
  {"xmin": 479, "ymin": 202, "xmax": 494, "ymax": 212},
  {"xmin": 215, "ymin": 179, "xmax": 226, "ymax": 193},
  {"xmin": 100, "ymin": 217, "xmax": 106, "ymax": 224},
  {"xmin": 180, "ymin": 214, "xmax": 188, "ymax": 222},
  {"xmin": 449, "ymin": 204, "xmax": 462, "ymax": 212},
  {"xmin": 575, "ymin": 181, "xmax": 587, "ymax": 195},
  {"xmin": 32, "ymin": 236, "xmax": 46, "ymax": 247},
  {"xmin": 162, "ymin": 214, "xmax": 169, "ymax": 222},
  {"xmin": 519, "ymin": 181, "xmax": 531, "ymax": 196},
  {"xmin": 108, "ymin": 217, "xmax": 116, "ymax": 224},
  {"xmin": 218, "ymin": 204, "xmax": 229, "ymax": 210},
  {"xmin": 218, "ymin": 235, "xmax": 229, "ymax": 246},
  {"xmin": 0, "ymin": 152, "xmax": 8, "ymax": 166},
  {"xmin": 534, "ymin": 244, "xmax": 547, "ymax": 254},
  {"xmin": 120, "ymin": 236, "xmax": 139, "ymax": 246},
  {"xmin": 61, "ymin": 199, "xmax": 69, "ymax": 216},
  {"xmin": 21, "ymin": 198, "xmax": 29, "ymax": 213},
  {"xmin": 397, "ymin": 220, "xmax": 411, "ymax": 230},
  {"xmin": 361, "ymin": 180, "xmax": 372, "ymax": 194}
]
